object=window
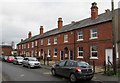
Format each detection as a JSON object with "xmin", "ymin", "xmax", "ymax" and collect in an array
[
  {"xmin": 28, "ymin": 43, "xmax": 29, "ymax": 48},
  {"xmin": 22, "ymin": 44, "xmax": 24, "ymax": 49},
  {"xmin": 78, "ymin": 31, "xmax": 83, "ymax": 41},
  {"xmin": 32, "ymin": 42, "xmax": 34, "ymax": 48},
  {"xmin": 41, "ymin": 39, "xmax": 43, "ymax": 45},
  {"xmin": 54, "ymin": 48, "xmax": 57, "ymax": 57},
  {"xmin": 48, "ymin": 38, "xmax": 51, "ymax": 45},
  {"xmin": 90, "ymin": 28, "xmax": 98, "ymax": 39},
  {"xmin": 78, "ymin": 47, "xmax": 83, "ymax": 58},
  {"xmin": 64, "ymin": 34, "xmax": 68, "ymax": 42},
  {"xmin": 35, "ymin": 41, "xmax": 37, "ymax": 46},
  {"xmin": 31, "ymin": 51, "xmax": 34, "ymax": 57},
  {"xmin": 47, "ymin": 49, "xmax": 51, "ymax": 57},
  {"xmin": 90, "ymin": 45, "xmax": 98, "ymax": 59},
  {"xmin": 24, "ymin": 44, "xmax": 26, "ymax": 49},
  {"xmin": 54, "ymin": 37, "xmax": 57, "ymax": 44},
  {"xmin": 59, "ymin": 61, "xmax": 66, "ymax": 67}
]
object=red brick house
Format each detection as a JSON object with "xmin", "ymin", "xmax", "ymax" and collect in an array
[
  {"xmin": 17, "ymin": 2, "xmax": 120, "ymax": 66},
  {"xmin": 0, "ymin": 44, "xmax": 13, "ymax": 56}
]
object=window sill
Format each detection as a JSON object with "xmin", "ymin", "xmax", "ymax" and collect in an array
[
  {"xmin": 90, "ymin": 57, "xmax": 98, "ymax": 59},
  {"xmin": 77, "ymin": 56, "xmax": 83, "ymax": 58},
  {"xmin": 53, "ymin": 56, "xmax": 57, "ymax": 58},
  {"xmin": 89, "ymin": 37, "xmax": 98, "ymax": 40},
  {"xmin": 54, "ymin": 43, "xmax": 57, "ymax": 44},
  {"xmin": 77, "ymin": 39, "xmax": 83, "ymax": 41},
  {"xmin": 47, "ymin": 44, "xmax": 51, "ymax": 45},
  {"xmin": 64, "ymin": 41, "xmax": 68, "ymax": 43}
]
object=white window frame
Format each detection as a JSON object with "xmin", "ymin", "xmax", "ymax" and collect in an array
[
  {"xmin": 53, "ymin": 48, "xmax": 57, "ymax": 57},
  {"xmin": 64, "ymin": 34, "xmax": 68, "ymax": 43},
  {"xmin": 22, "ymin": 44, "xmax": 24, "ymax": 49},
  {"xmin": 54, "ymin": 37, "xmax": 57, "ymax": 44},
  {"xmin": 41, "ymin": 39, "xmax": 43, "ymax": 45},
  {"xmin": 77, "ymin": 47, "xmax": 83, "ymax": 58},
  {"xmin": 48, "ymin": 38, "xmax": 51, "ymax": 45},
  {"xmin": 77, "ymin": 31, "xmax": 83, "ymax": 41},
  {"xmin": 47, "ymin": 49, "xmax": 51, "ymax": 57},
  {"xmin": 90, "ymin": 45, "xmax": 98, "ymax": 59},
  {"xmin": 24, "ymin": 44, "xmax": 26, "ymax": 49},
  {"xmin": 35, "ymin": 41, "xmax": 38, "ymax": 46},
  {"xmin": 90, "ymin": 28, "xmax": 98, "ymax": 39},
  {"xmin": 32, "ymin": 42, "xmax": 34, "ymax": 48},
  {"xmin": 28, "ymin": 43, "xmax": 29, "ymax": 48}
]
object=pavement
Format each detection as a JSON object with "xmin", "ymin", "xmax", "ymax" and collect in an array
[{"xmin": 41, "ymin": 64, "xmax": 120, "ymax": 82}]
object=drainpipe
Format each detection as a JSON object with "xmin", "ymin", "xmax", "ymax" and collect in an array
[{"xmin": 74, "ymin": 30, "xmax": 76, "ymax": 60}]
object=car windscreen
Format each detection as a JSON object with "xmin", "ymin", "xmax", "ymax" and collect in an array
[
  {"xmin": 29, "ymin": 58, "xmax": 37, "ymax": 61},
  {"xmin": 77, "ymin": 62, "xmax": 90, "ymax": 67},
  {"xmin": 17, "ymin": 57, "xmax": 23, "ymax": 60}
]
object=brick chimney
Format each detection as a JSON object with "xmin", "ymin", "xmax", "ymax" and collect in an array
[
  {"xmin": 40, "ymin": 26, "xmax": 44, "ymax": 35},
  {"xmin": 28, "ymin": 31, "xmax": 32, "ymax": 38},
  {"xmin": 91, "ymin": 2, "xmax": 98, "ymax": 20},
  {"xmin": 58, "ymin": 17, "xmax": 63, "ymax": 29},
  {"xmin": 21, "ymin": 39, "xmax": 23, "ymax": 42}
]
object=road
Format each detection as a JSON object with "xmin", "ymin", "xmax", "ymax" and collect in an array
[{"xmin": 2, "ymin": 61, "xmax": 102, "ymax": 83}]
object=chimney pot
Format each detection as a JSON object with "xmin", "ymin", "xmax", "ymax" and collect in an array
[{"xmin": 91, "ymin": 2, "xmax": 98, "ymax": 20}]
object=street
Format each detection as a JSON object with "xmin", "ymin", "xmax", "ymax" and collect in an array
[{"xmin": 1, "ymin": 61, "xmax": 102, "ymax": 83}]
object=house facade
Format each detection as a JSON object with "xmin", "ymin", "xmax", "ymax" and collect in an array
[
  {"xmin": 17, "ymin": 2, "xmax": 120, "ymax": 66},
  {"xmin": 0, "ymin": 44, "xmax": 13, "ymax": 56}
]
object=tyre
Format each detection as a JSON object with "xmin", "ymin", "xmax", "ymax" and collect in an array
[
  {"xmin": 86, "ymin": 77, "xmax": 93, "ymax": 81},
  {"xmin": 69, "ymin": 73, "xmax": 77, "ymax": 83},
  {"xmin": 28, "ymin": 65, "xmax": 31, "ymax": 69},
  {"xmin": 22, "ymin": 63, "xmax": 25, "ymax": 67},
  {"xmin": 51, "ymin": 69, "xmax": 56, "ymax": 76}
]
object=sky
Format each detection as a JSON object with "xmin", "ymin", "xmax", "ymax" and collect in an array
[{"xmin": 0, "ymin": 0, "xmax": 120, "ymax": 47}]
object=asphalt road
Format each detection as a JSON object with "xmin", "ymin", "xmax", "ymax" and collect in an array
[{"xmin": 2, "ymin": 61, "xmax": 102, "ymax": 83}]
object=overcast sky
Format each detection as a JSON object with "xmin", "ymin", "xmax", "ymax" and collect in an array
[{"xmin": 0, "ymin": 0, "xmax": 120, "ymax": 47}]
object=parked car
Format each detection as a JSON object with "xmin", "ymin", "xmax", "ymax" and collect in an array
[
  {"xmin": 13, "ymin": 56, "xmax": 24, "ymax": 65},
  {"xmin": 51, "ymin": 60, "xmax": 94, "ymax": 82},
  {"xmin": 22, "ymin": 57, "xmax": 41, "ymax": 68},
  {"xmin": 6, "ymin": 56, "xmax": 14, "ymax": 63},
  {"xmin": 2, "ymin": 56, "xmax": 9, "ymax": 62}
]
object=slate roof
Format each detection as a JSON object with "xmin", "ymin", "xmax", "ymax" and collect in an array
[{"xmin": 17, "ymin": 8, "xmax": 120, "ymax": 45}]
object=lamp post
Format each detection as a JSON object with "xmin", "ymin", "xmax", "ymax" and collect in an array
[{"xmin": 111, "ymin": 0, "xmax": 117, "ymax": 74}]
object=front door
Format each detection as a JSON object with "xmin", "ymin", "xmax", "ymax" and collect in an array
[
  {"xmin": 60, "ymin": 51, "xmax": 64, "ymax": 61},
  {"xmin": 105, "ymin": 49, "xmax": 113, "ymax": 64},
  {"xmin": 69, "ymin": 50, "xmax": 73, "ymax": 60}
]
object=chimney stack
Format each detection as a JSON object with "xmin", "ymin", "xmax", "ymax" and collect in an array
[
  {"xmin": 58, "ymin": 17, "xmax": 63, "ymax": 29},
  {"xmin": 91, "ymin": 2, "xmax": 98, "ymax": 20},
  {"xmin": 40, "ymin": 26, "xmax": 44, "ymax": 35},
  {"xmin": 28, "ymin": 31, "xmax": 32, "ymax": 38},
  {"xmin": 21, "ymin": 39, "xmax": 23, "ymax": 42}
]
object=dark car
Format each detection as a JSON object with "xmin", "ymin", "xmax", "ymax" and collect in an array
[
  {"xmin": 2, "ymin": 56, "xmax": 8, "ymax": 62},
  {"xmin": 51, "ymin": 60, "xmax": 94, "ymax": 82}
]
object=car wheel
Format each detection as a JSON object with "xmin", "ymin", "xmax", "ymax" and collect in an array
[
  {"xmin": 51, "ymin": 69, "xmax": 56, "ymax": 76},
  {"xmin": 22, "ymin": 64, "xmax": 25, "ymax": 67},
  {"xmin": 86, "ymin": 77, "xmax": 93, "ymax": 81},
  {"xmin": 69, "ymin": 73, "xmax": 77, "ymax": 83},
  {"xmin": 28, "ymin": 65, "xmax": 31, "ymax": 69}
]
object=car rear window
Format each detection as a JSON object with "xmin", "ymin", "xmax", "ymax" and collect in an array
[{"xmin": 77, "ymin": 62, "xmax": 90, "ymax": 67}]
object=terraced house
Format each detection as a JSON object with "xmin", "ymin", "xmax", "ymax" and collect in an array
[{"xmin": 17, "ymin": 2, "xmax": 120, "ymax": 66}]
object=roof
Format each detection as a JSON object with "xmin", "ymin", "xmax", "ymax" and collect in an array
[
  {"xmin": 17, "ymin": 8, "xmax": 120, "ymax": 45},
  {"xmin": 0, "ymin": 44, "xmax": 12, "ymax": 48}
]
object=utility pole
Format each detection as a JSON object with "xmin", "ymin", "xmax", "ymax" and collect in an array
[{"xmin": 111, "ymin": 0, "xmax": 117, "ymax": 74}]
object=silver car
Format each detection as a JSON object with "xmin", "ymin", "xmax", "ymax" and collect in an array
[
  {"xmin": 13, "ymin": 56, "xmax": 24, "ymax": 65},
  {"xmin": 22, "ymin": 57, "xmax": 41, "ymax": 68}
]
